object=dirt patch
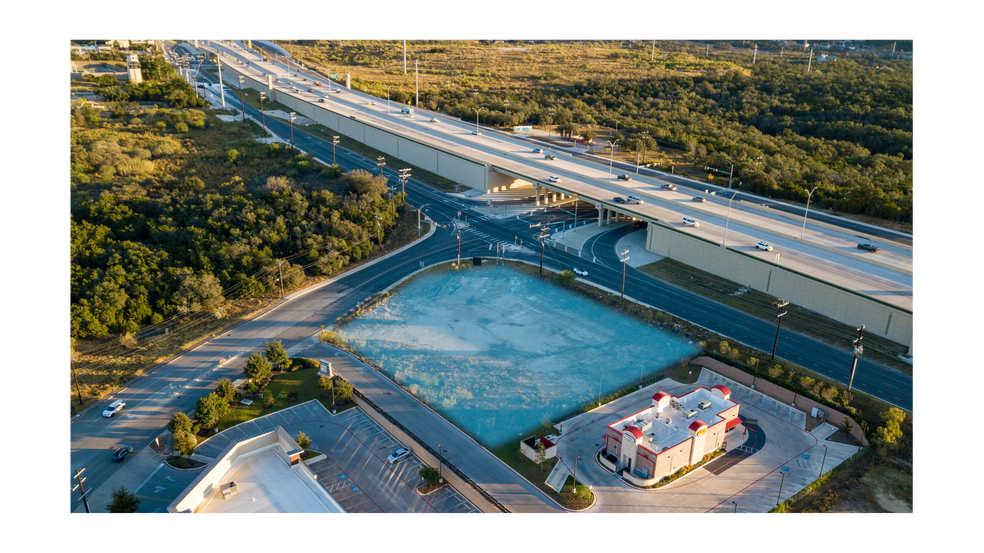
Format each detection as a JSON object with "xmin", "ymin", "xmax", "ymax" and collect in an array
[{"xmin": 791, "ymin": 452, "xmax": 912, "ymax": 513}]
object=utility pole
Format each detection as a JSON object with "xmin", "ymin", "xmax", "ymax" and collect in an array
[
  {"xmin": 258, "ymin": 91, "xmax": 267, "ymax": 131},
  {"xmin": 457, "ymin": 229, "xmax": 462, "ymax": 266},
  {"xmin": 537, "ymin": 227, "xmax": 550, "ymax": 274},
  {"xmin": 619, "ymin": 249, "xmax": 630, "ymax": 299},
  {"xmin": 376, "ymin": 214, "xmax": 383, "ymax": 250},
  {"xmin": 376, "ymin": 156, "xmax": 386, "ymax": 176},
  {"xmin": 72, "ymin": 468, "xmax": 91, "ymax": 513},
  {"xmin": 771, "ymin": 300, "xmax": 789, "ymax": 361},
  {"xmin": 651, "ymin": 40, "xmax": 656, "ymax": 61},
  {"xmin": 728, "ymin": 161, "xmax": 734, "ymax": 189},
  {"xmin": 399, "ymin": 168, "xmax": 411, "ymax": 197},
  {"xmin": 277, "ymin": 259, "xmax": 285, "ymax": 298},
  {"xmin": 71, "ymin": 355, "xmax": 84, "ymax": 407},
  {"xmin": 807, "ymin": 49, "xmax": 813, "ymax": 73},
  {"xmin": 752, "ymin": 44, "xmax": 758, "ymax": 65},
  {"xmin": 332, "ymin": 136, "xmax": 340, "ymax": 165},
  {"xmin": 288, "ymin": 112, "xmax": 296, "ymax": 148},
  {"xmin": 847, "ymin": 325, "xmax": 865, "ymax": 391}
]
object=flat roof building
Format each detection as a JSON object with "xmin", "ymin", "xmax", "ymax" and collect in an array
[
  {"xmin": 602, "ymin": 385, "xmax": 740, "ymax": 486},
  {"xmin": 168, "ymin": 426, "xmax": 344, "ymax": 513}
]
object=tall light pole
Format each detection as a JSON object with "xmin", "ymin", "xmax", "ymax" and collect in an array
[
  {"xmin": 217, "ymin": 56, "xmax": 226, "ymax": 108},
  {"xmin": 417, "ymin": 203, "xmax": 429, "ymax": 237},
  {"xmin": 722, "ymin": 184, "xmax": 741, "ymax": 247},
  {"xmin": 637, "ymin": 131, "xmax": 648, "ymax": 174},
  {"xmin": 607, "ymin": 140, "xmax": 619, "ymax": 181},
  {"xmin": 258, "ymin": 91, "xmax": 267, "ymax": 132},
  {"xmin": 727, "ymin": 161, "xmax": 734, "ymax": 189},
  {"xmin": 472, "ymin": 107, "xmax": 484, "ymax": 134},
  {"xmin": 847, "ymin": 325, "xmax": 865, "ymax": 392},
  {"xmin": 503, "ymin": 99, "xmax": 509, "ymax": 126},
  {"xmin": 619, "ymin": 251, "xmax": 631, "ymax": 301},
  {"xmin": 572, "ymin": 455, "xmax": 580, "ymax": 493},
  {"xmin": 385, "ymin": 85, "xmax": 391, "ymax": 114},
  {"xmin": 800, "ymin": 186, "xmax": 819, "ymax": 239},
  {"xmin": 237, "ymin": 76, "xmax": 246, "ymax": 123},
  {"xmin": 288, "ymin": 112, "xmax": 296, "ymax": 148},
  {"xmin": 331, "ymin": 136, "xmax": 340, "ymax": 165},
  {"xmin": 573, "ymin": 193, "xmax": 579, "ymax": 228},
  {"xmin": 771, "ymin": 299, "xmax": 789, "ymax": 361},
  {"xmin": 437, "ymin": 443, "xmax": 442, "ymax": 481},
  {"xmin": 546, "ymin": 109, "xmax": 555, "ymax": 140}
]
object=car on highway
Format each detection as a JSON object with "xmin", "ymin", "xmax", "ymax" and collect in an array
[
  {"xmin": 682, "ymin": 216, "xmax": 699, "ymax": 227},
  {"xmin": 472, "ymin": 130, "xmax": 481, "ymax": 135},
  {"xmin": 661, "ymin": 184, "xmax": 678, "ymax": 191},
  {"xmin": 307, "ymin": 88, "xmax": 314, "ymax": 93},
  {"xmin": 755, "ymin": 241, "xmax": 774, "ymax": 251},
  {"xmin": 368, "ymin": 100, "xmax": 374, "ymax": 105},
  {"xmin": 548, "ymin": 175, "xmax": 561, "ymax": 183},
  {"xmin": 693, "ymin": 196, "xmax": 706, "ymax": 203},
  {"xmin": 430, "ymin": 118, "xmax": 438, "ymax": 123},
  {"xmin": 111, "ymin": 446, "xmax": 134, "ymax": 462},
  {"xmin": 613, "ymin": 197, "xmax": 626, "ymax": 204},
  {"xmin": 857, "ymin": 243, "xmax": 880, "ymax": 253},
  {"xmin": 617, "ymin": 174, "xmax": 632, "ymax": 181},
  {"xmin": 387, "ymin": 447, "xmax": 411, "ymax": 464},
  {"xmin": 103, "ymin": 399, "xmax": 126, "ymax": 418},
  {"xmin": 533, "ymin": 148, "xmax": 543, "ymax": 154},
  {"xmin": 626, "ymin": 195, "xmax": 643, "ymax": 204},
  {"xmin": 544, "ymin": 154, "xmax": 556, "ymax": 160},
  {"xmin": 573, "ymin": 268, "xmax": 588, "ymax": 276},
  {"xmin": 318, "ymin": 98, "xmax": 326, "ymax": 103}
]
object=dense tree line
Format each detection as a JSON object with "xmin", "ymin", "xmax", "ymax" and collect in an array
[{"xmin": 71, "ymin": 101, "xmax": 402, "ymax": 340}]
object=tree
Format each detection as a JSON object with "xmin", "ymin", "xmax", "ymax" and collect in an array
[
  {"xmin": 173, "ymin": 271, "xmax": 225, "ymax": 314},
  {"xmin": 295, "ymin": 431, "xmax": 312, "ymax": 449},
  {"xmin": 215, "ymin": 378, "xmax": 236, "ymax": 402},
  {"xmin": 173, "ymin": 431, "xmax": 197, "ymax": 456},
  {"xmin": 582, "ymin": 130, "xmax": 597, "ymax": 143},
  {"xmin": 226, "ymin": 148, "xmax": 240, "ymax": 164},
  {"xmin": 534, "ymin": 441, "xmax": 547, "ymax": 470},
  {"xmin": 419, "ymin": 466, "xmax": 442, "ymax": 486},
  {"xmin": 872, "ymin": 407, "xmax": 906, "ymax": 449},
  {"xmin": 195, "ymin": 392, "xmax": 228, "ymax": 428},
  {"xmin": 106, "ymin": 486, "xmax": 140, "ymax": 513},
  {"xmin": 265, "ymin": 340, "xmax": 288, "ymax": 368},
  {"xmin": 168, "ymin": 412, "xmax": 193, "ymax": 435},
  {"xmin": 244, "ymin": 353, "xmax": 272, "ymax": 383},
  {"xmin": 319, "ymin": 375, "xmax": 333, "ymax": 392},
  {"xmin": 555, "ymin": 270, "xmax": 575, "ymax": 286},
  {"xmin": 333, "ymin": 378, "xmax": 354, "ymax": 402},
  {"xmin": 343, "ymin": 169, "xmax": 388, "ymax": 198}
]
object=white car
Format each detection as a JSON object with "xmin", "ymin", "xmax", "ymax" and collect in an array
[
  {"xmin": 548, "ymin": 175, "xmax": 561, "ymax": 183},
  {"xmin": 387, "ymin": 447, "xmax": 411, "ymax": 464},
  {"xmin": 102, "ymin": 399, "xmax": 126, "ymax": 418},
  {"xmin": 430, "ymin": 118, "xmax": 439, "ymax": 123},
  {"xmin": 682, "ymin": 216, "xmax": 699, "ymax": 227},
  {"xmin": 626, "ymin": 195, "xmax": 643, "ymax": 204},
  {"xmin": 573, "ymin": 268, "xmax": 588, "ymax": 276},
  {"xmin": 755, "ymin": 241, "xmax": 773, "ymax": 251}
]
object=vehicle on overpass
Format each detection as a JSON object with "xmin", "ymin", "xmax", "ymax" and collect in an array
[
  {"xmin": 626, "ymin": 195, "xmax": 643, "ymax": 204},
  {"xmin": 613, "ymin": 197, "xmax": 626, "ymax": 204},
  {"xmin": 617, "ymin": 174, "xmax": 632, "ymax": 181},
  {"xmin": 682, "ymin": 216, "xmax": 699, "ymax": 227},
  {"xmin": 755, "ymin": 240, "xmax": 774, "ymax": 251},
  {"xmin": 858, "ymin": 243, "xmax": 880, "ymax": 253},
  {"xmin": 533, "ymin": 148, "xmax": 543, "ymax": 154},
  {"xmin": 693, "ymin": 196, "xmax": 706, "ymax": 203},
  {"xmin": 401, "ymin": 107, "xmax": 414, "ymax": 116},
  {"xmin": 548, "ymin": 175, "xmax": 561, "ymax": 183},
  {"xmin": 661, "ymin": 184, "xmax": 677, "ymax": 191},
  {"xmin": 544, "ymin": 154, "xmax": 556, "ymax": 160}
]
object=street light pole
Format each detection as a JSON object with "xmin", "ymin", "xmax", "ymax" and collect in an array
[
  {"xmin": 776, "ymin": 471, "xmax": 786, "ymax": 506},
  {"xmin": 722, "ymin": 184, "xmax": 741, "ymax": 247},
  {"xmin": 800, "ymin": 186, "xmax": 819, "ymax": 239},
  {"xmin": 437, "ymin": 443, "xmax": 443, "ymax": 481},
  {"xmin": 258, "ymin": 91, "xmax": 267, "ymax": 132},
  {"xmin": 332, "ymin": 136, "xmax": 340, "ymax": 165},
  {"xmin": 472, "ymin": 107, "xmax": 483, "ymax": 134},
  {"xmin": 819, "ymin": 444, "xmax": 828, "ymax": 476},
  {"xmin": 288, "ymin": 112, "xmax": 296, "ymax": 148},
  {"xmin": 847, "ymin": 325, "xmax": 865, "ymax": 391},
  {"xmin": 728, "ymin": 161, "xmax": 734, "ymax": 189},
  {"xmin": 573, "ymin": 193, "xmax": 579, "ymax": 228},
  {"xmin": 386, "ymin": 85, "xmax": 391, "ymax": 114},
  {"xmin": 607, "ymin": 140, "xmax": 619, "ymax": 180},
  {"xmin": 732, "ymin": 501, "xmax": 738, "ymax": 513},
  {"xmin": 771, "ymin": 300, "xmax": 789, "ymax": 361},
  {"xmin": 237, "ymin": 76, "xmax": 246, "ymax": 123},
  {"xmin": 572, "ymin": 455, "xmax": 580, "ymax": 493},
  {"xmin": 457, "ymin": 229, "xmax": 462, "ymax": 265}
]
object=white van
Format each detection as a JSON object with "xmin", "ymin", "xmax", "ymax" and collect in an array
[{"xmin": 682, "ymin": 216, "xmax": 699, "ymax": 227}]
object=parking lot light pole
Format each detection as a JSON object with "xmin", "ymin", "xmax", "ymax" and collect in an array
[
  {"xmin": 732, "ymin": 501, "xmax": 738, "ymax": 513},
  {"xmin": 819, "ymin": 444, "xmax": 828, "ymax": 476},
  {"xmin": 776, "ymin": 471, "xmax": 786, "ymax": 506}
]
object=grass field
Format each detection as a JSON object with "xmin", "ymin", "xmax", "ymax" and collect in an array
[{"xmin": 216, "ymin": 367, "xmax": 352, "ymax": 431}]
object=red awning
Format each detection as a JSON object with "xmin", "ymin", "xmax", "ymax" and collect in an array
[{"xmin": 725, "ymin": 417, "xmax": 741, "ymax": 431}]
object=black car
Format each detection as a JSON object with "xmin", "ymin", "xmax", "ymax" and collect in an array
[
  {"xmin": 613, "ymin": 197, "xmax": 626, "ymax": 204},
  {"xmin": 112, "ymin": 446, "xmax": 134, "ymax": 462},
  {"xmin": 857, "ymin": 243, "xmax": 880, "ymax": 253},
  {"xmin": 617, "ymin": 174, "xmax": 631, "ymax": 181}
]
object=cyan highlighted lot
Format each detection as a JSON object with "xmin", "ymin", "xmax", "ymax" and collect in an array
[{"xmin": 339, "ymin": 264, "xmax": 700, "ymax": 448}]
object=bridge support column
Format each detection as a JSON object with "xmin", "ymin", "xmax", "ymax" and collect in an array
[
  {"xmin": 597, "ymin": 206, "xmax": 604, "ymax": 227},
  {"xmin": 535, "ymin": 186, "xmax": 540, "ymax": 206},
  {"xmin": 559, "ymin": 193, "xmax": 566, "ymax": 201}
]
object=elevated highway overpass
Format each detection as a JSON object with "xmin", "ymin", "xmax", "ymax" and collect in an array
[{"xmin": 192, "ymin": 40, "xmax": 913, "ymax": 349}]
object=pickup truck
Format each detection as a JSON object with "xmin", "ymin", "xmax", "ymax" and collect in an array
[{"xmin": 544, "ymin": 154, "xmax": 556, "ymax": 160}]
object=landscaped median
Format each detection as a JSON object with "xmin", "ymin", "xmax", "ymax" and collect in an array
[{"xmin": 490, "ymin": 443, "xmax": 595, "ymax": 511}]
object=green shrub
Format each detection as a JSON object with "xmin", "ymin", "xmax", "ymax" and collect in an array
[{"xmin": 295, "ymin": 431, "xmax": 312, "ymax": 449}]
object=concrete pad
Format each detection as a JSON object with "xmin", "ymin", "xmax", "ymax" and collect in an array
[{"xmin": 615, "ymin": 229, "xmax": 665, "ymax": 268}]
